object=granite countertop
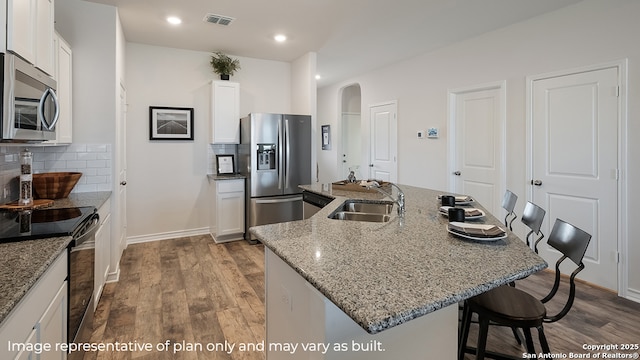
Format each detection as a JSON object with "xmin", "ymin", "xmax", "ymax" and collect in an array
[
  {"xmin": 251, "ymin": 183, "xmax": 547, "ymax": 334},
  {"xmin": 207, "ymin": 174, "xmax": 246, "ymax": 181},
  {"xmin": 0, "ymin": 191, "xmax": 112, "ymax": 325}
]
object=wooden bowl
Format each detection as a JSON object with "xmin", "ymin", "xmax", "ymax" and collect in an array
[{"xmin": 32, "ymin": 172, "xmax": 82, "ymax": 199}]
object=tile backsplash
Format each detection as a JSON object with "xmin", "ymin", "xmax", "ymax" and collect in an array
[
  {"xmin": 1, "ymin": 144, "xmax": 112, "ymax": 204},
  {"xmin": 208, "ymin": 144, "xmax": 238, "ymax": 174}
]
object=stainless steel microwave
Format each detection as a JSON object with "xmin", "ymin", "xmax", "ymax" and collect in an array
[{"xmin": 1, "ymin": 53, "xmax": 59, "ymax": 142}]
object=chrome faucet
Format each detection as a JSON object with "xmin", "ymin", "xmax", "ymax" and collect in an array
[{"xmin": 368, "ymin": 181, "xmax": 405, "ymax": 216}]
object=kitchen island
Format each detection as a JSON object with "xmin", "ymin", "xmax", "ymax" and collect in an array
[{"xmin": 250, "ymin": 184, "xmax": 547, "ymax": 359}]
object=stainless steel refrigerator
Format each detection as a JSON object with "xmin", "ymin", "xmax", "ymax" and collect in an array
[{"xmin": 239, "ymin": 113, "xmax": 312, "ymax": 242}]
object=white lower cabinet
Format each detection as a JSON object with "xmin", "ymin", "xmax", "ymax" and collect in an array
[
  {"xmin": 0, "ymin": 251, "xmax": 68, "ymax": 360},
  {"xmin": 209, "ymin": 178, "xmax": 245, "ymax": 242},
  {"xmin": 94, "ymin": 198, "xmax": 111, "ymax": 309}
]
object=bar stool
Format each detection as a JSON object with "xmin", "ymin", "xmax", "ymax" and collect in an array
[
  {"xmin": 501, "ymin": 190, "xmax": 518, "ymax": 231},
  {"xmin": 521, "ymin": 202, "xmax": 546, "ymax": 252},
  {"xmin": 458, "ymin": 219, "xmax": 592, "ymax": 360}
]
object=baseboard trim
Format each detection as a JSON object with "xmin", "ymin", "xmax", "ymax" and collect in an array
[
  {"xmin": 126, "ymin": 227, "xmax": 211, "ymax": 245},
  {"xmin": 106, "ymin": 266, "xmax": 120, "ymax": 283},
  {"xmin": 626, "ymin": 287, "xmax": 640, "ymax": 303}
]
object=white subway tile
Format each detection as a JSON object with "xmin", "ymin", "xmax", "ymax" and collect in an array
[
  {"xmin": 57, "ymin": 152, "xmax": 77, "ymax": 161},
  {"xmin": 87, "ymin": 144, "xmax": 107, "ymax": 153},
  {"xmin": 67, "ymin": 160, "xmax": 87, "ymax": 169},
  {"xmin": 77, "ymin": 152, "xmax": 97, "ymax": 161},
  {"xmin": 87, "ymin": 160, "xmax": 107, "ymax": 168}
]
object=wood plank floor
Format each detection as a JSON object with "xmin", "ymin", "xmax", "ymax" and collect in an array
[{"xmin": 84, "ymin": 235, "xmax": 640, "ymax": 359}]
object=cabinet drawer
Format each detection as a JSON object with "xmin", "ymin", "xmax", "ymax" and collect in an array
[{"xmin": 217, "ymin": 179, "xmax": 244, "ymax": 193}]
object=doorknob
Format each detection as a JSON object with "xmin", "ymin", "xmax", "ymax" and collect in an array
[
  {"xmin": 531, "ymin": 179, "xmax": 542, "ymax": 186},
  {"xmin": 120, "ymin": 181, "xmax": 127, "ymax": 186},
  {"xmin": 453, "ymin": 171, "xmax": 461, "ymax": 176}
]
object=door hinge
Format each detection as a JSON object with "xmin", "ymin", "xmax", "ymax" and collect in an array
[
  {"xmin": 615, "ymin": 168, "xmax": 620, "ymax": 181},
  {"xmin": 616, "ymin": 86, "xmax": 620, "ymax": 97},
  {"xmin": 617, "ymin": 252, "xmax": 621, "ymax": 264}
]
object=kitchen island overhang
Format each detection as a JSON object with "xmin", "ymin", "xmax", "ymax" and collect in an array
[{"xmin": 251, "ymin": 184, "xmax": 547, "ymax": 358}]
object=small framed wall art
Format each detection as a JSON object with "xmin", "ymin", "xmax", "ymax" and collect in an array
[
  {"xmin": 216, "ymin": 154, "xmax": 236, "ymax": 175},
  {"xmin": 149, "ymin": 106, "xmax": 194, "ymax": 140},
  {"xmin": 321, "ymin": 125, "xmax": 331, "ymax": 150}
]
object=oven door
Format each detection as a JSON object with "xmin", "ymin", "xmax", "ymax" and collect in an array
[{"xmin": 68, "ymin": 213, "xmax": 99, "ymax": 360}]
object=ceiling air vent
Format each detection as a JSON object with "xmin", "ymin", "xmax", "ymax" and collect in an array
[{"xmin": 203, "ymin": 13, "xmax": 235, "ymax": 26}]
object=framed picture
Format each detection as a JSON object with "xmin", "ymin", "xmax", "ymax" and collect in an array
[
  {"xmin": 321, "ymin": 125, "xmax": 331, "ymax": 150},
  {"xmin": 216, "ymin": 154, "xmax": 235, "ymax": 175},
  {"xmin": 149, "ymin": 106, "xmax": 194, "ymax": 140}
]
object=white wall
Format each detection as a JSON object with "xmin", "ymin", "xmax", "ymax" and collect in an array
[
  {"xmin": 125, "ymin": 43, "xmax": 291, "ymax": 240},
  {"xmin": 317, "ymin": 0, "xmax": 640, "ymax": 299},
  {"xmin": 54, "ymin": 0, "xmax": 117, "ymax": 144}
]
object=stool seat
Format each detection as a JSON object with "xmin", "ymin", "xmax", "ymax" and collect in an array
[
  {"xmin": 469, "ymin": 285, "xmax": 546, "ymax": 327},
  {"xmin": 459, "ymin": 219, "xmax": 592, "ymax": 360}
]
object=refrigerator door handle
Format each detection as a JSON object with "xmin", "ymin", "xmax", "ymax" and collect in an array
[
  {"xmin": 278, "ymin": 119, "xmax": 283, "ymax": 189},
  {"xmin": 255, "ymin": 196, "xmax": 303, "ymax": 204},
  {"xmin": 285, "ymin": 118, "xmax": 291, "ymax": 189}
]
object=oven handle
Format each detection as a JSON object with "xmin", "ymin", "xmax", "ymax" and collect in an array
[{"xmin": 73, "ymin": 213, "xmax": 100, "ymax": 247}]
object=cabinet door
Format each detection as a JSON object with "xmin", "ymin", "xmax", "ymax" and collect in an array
[
  {"xmin": 215, "ymin": 179, "xmax": 245, "ymax": 236},
  {"xmin": 13, "ymin": 328, "xmax": 37, "ymax": 360},
  {"xmin": 38, "ymin": 281, "xmax": 67, "ymax": 360},
  {"xmin": 1, "ymin": 0, "xmax": 7, "ymax": 53},
  {"xmin": 210, "ymin": 81, "xmax": 240, "ymax": 144},
  {"xmin": 94, "ymin": 212, "xmax": 111, "ymax": 306},
  {"xmin": 35, "ymin": 0, "xmax": 55, "ymax": 75},
  {"xmin": 47, "ymin": 33, "xmax": 73, "ymax": 145},
  {"xmin": 217, "ymin": 192, "xmax": 245, "ymax": 235},
  {"xmin": 7, "ymin": 0, "xmax": 37, "ymax": 64}
]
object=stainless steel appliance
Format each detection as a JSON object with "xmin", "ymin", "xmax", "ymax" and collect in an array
[
  {"xmin": 302, "ymin": 191, "xmax": 333, "ymax": 219},
  {"xmin": 1, "ymin": 53, "xmax": 59, "ymax": 142},
  {"xmin": 0, "ymin": 206, "xmax": 99, "ymax": 358},
  {"xmin": 239, "ymin": 113, "xmax": 311, "ymax": 242}
]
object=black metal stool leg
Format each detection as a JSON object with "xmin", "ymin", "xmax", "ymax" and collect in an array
[
  {"xmin": 522, "ymin": 328, "xmax": 536, "ymax": 355},
  {"xmin": 476, "ymin": 317, "xmax": 490, "ymax": 360},
  {"xmin": 458, "ymin": 303, "xmax": 472, "ymax": 360},
  {"xmin": 538, "ymin": 326, "xmax": 551, "ymax": 354},
  {"xmin": 510, "ymin": 327, "xmax": 522, "ymax": 345}
]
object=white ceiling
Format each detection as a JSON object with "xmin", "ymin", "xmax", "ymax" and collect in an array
[{"xmin": 85, "ymin": 0, "xmax": 582, "ymax": 86}]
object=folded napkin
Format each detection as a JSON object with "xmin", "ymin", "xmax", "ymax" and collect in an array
[
  {"xmin": 439, "ymin": 206, "xmax": 483, "ymax": 217},
  {"xmin": 437, "ymin": 194, "xmax": 473, "ymax": 202},
  {"xmin": 448, "ymin": 222, "xmax": 505, "ymax": 238}
]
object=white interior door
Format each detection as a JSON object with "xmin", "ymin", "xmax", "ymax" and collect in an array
[
  {"xmin": 341, "ymin": 112, "xmax": 362, "ymax": 180},
  {"xmin": 531, "ymin": 66, "xmax": 619, "ymax": 291},
  {"xmin": 117, "ymin": 84, "xmax": 128, "ymax": 259},
  {"xmin": 369, "ymin": 102, "xmax": 397, "ymax": 182},
  {"xmin": 450, "ymin": 84, "xmax": 505, "ymax": 215}
]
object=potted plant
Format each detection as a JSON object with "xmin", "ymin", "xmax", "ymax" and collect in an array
[{"xmin": 209, "ymin": 51, "xmax": 241, "ymax": 80}]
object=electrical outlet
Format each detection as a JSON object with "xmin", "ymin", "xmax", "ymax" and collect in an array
[{"xmin": 280, "ymin": 284, "xmax": 292, "ymax": 312}]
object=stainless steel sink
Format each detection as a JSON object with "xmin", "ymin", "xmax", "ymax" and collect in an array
[
  {"xmin": 337, "ymin": 200, "xmax": 394, "ymax": 215},
  {"xmin": 330, "ymin": 211, "xmax": 391, "ymax": 223},
  {"xmin": 328, "ymin": 200, "xmax": 394, "ymax": 223}
]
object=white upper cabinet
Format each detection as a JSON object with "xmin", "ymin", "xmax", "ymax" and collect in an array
[
  {"xmin": 7, "ymin": 0, "xmax": 55, "ymax": 75},
  {"xmin": 210, "ymin": 81, "xmax": 240, "ymax": 144},
  {"xmin": 54, "ymin": 33, "xmax": 73, "ymax": 144},
  {"xmin": 0, "ymin": 0, "xmax": 7, "ymax": 53}
]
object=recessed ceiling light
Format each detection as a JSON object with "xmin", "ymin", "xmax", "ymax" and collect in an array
[
  {"xmin": 274, "ymin": 34, "xmax": 287, "ymax": 42},
  {"xmin": 167, "ymin": 16, "xmax": 182, "ymax": 25},
  {"xmin": 315, "ymin": 74, "xmax": 321, "ymax": 80}
]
